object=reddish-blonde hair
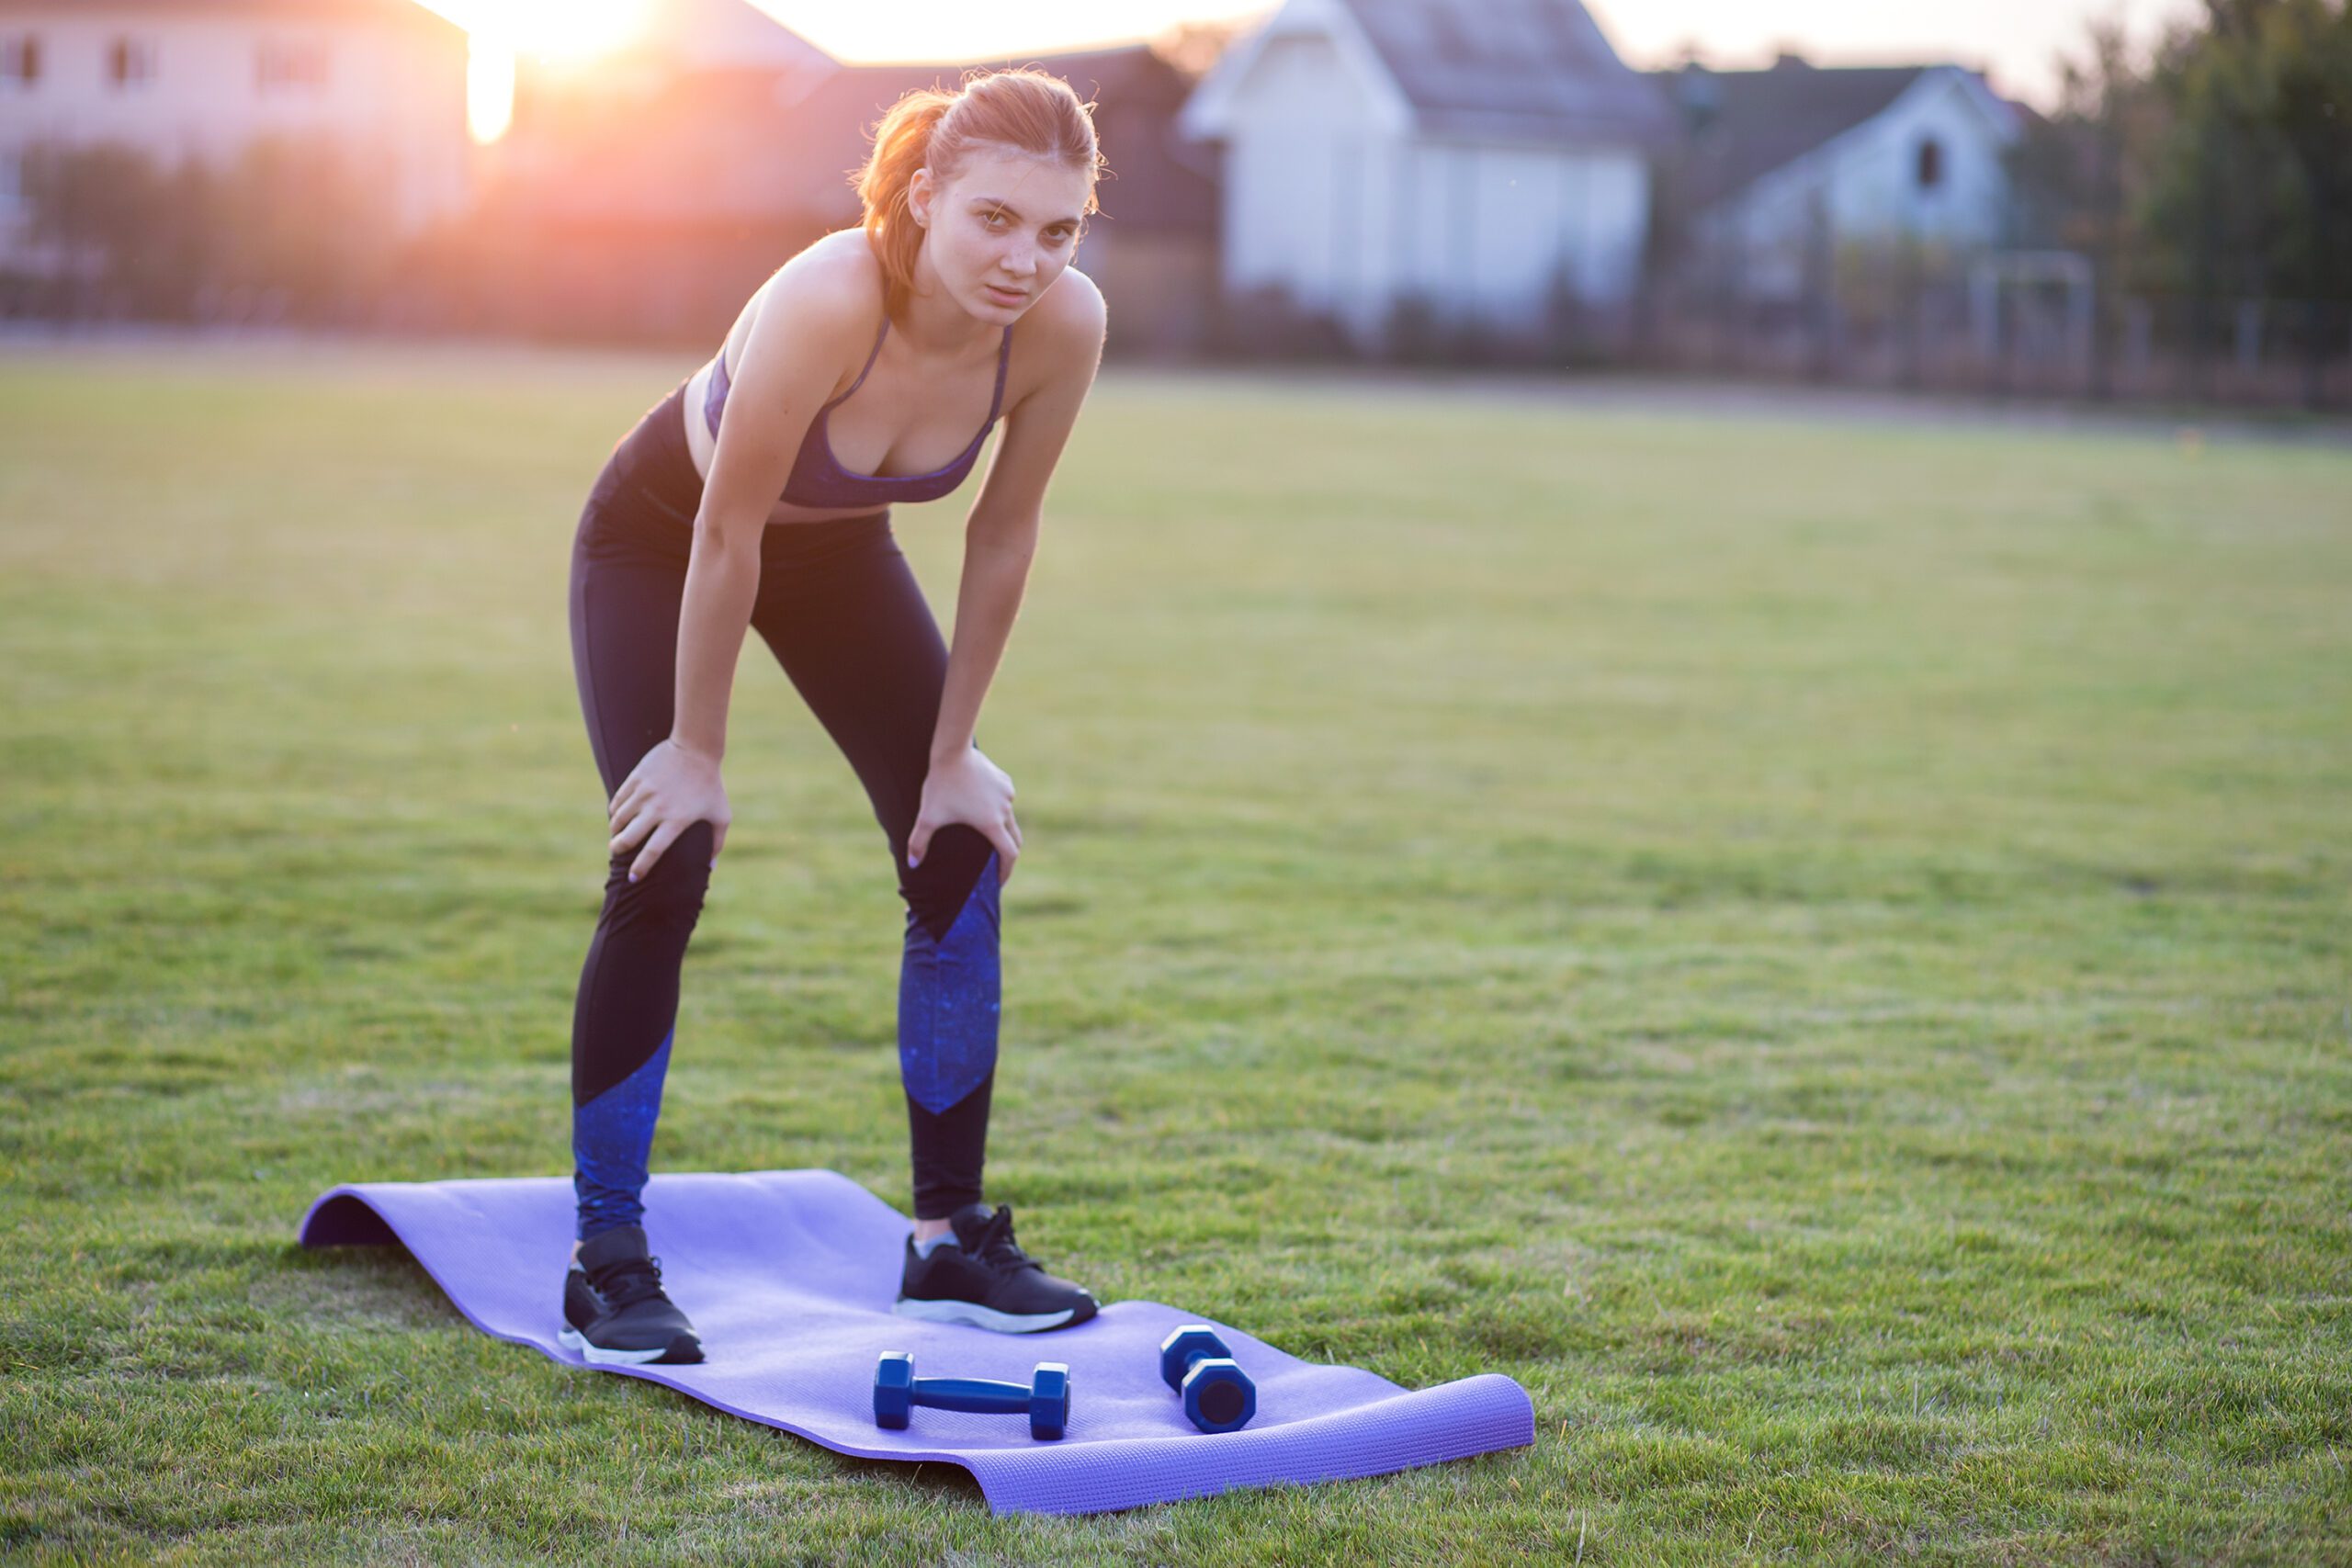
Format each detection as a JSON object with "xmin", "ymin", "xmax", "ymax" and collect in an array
[{"xmin": 854, "ymin": 67, "xmax": 1104, "ymax": 316}]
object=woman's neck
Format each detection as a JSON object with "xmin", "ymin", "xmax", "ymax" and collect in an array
[{"xmin": 893, "ymin": 264, "xmax": 1003, "ymax": 360}]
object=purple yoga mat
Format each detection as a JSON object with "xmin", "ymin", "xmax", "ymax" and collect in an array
[{"xmin": 297, "ymin": 1169, "xmax": 1534, "ymax": 1515}]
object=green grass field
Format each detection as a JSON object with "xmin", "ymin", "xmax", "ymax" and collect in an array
[{"xmin": 3, "ymin": 344, "xmax": 2348, "ymax": 1564}]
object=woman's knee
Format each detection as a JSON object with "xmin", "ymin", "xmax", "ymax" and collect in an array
[
  {"xmin": 899, "ymin": 823, "xmax": 997, "ymax": 942},
  {"xmin": 601, "ymin": 819, "xmax": 718, "ymax": 924}
]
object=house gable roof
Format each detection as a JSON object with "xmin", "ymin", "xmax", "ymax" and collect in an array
[
  {"xmin": 635, "ymin": 0, "xmax": 834, "ymax": 74},
  {"xmin": 1658, "ymin": 60, "xmax": 2018, "ymax": 209},
  {"xmin": 1344, "ymin": 0, "xmax": 1678, "ymax": 145},
  {"xmin": 1182, "ymin": 0, "xmax": 1677, "ymax": 149}
]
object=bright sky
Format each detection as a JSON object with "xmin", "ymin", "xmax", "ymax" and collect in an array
[
  {"xmin": 430, "ymin": 0, "xmax": 2204, "ymax": 117},
  {"xmin": 749, "ymin": 0, "xmax": 2200, "ymax": 107}
]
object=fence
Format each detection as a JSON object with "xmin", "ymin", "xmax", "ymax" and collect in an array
[{"xmin": 1639, "ymin": 274, "xmax": 2352, "ymax": 412}]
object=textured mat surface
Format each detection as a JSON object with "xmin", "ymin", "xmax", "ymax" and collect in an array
[{"xmin": 297, "ymin": 1169, "xmax": 1534, "ymax": 1515}]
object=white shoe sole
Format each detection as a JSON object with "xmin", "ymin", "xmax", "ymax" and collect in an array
[
  {"xmin": 558, "ymin": 1325, "xmax": 698, "ymax": 1366},
  {"xmin": 891, "ymin": 1296, "xmax": 1080, "ymax": 1333}
]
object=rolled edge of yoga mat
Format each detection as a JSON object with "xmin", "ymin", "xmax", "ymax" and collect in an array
[{"xmin": 295, "ymin": 1173, "xmax": 1539, "ymax": 1515}]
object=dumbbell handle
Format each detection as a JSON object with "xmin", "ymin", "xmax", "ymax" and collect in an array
[{"xmin": 905, "ymin": 1375, "xmax": 1034, "ymax": 1414}]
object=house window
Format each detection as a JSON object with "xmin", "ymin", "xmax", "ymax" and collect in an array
[
  {"xmin": 1, "ymin": 34, "xmax": 39, "ymax": 85},
  {"xmin": 1916, "ymin": 137, "xmax": 1944, "ymax": 191},
  {"xmin": 107, "ymin": 36, "xmax": 156, "ymax": 88},
  {"xmin": 256, "ymin": 39, "xmax": 331, "ymax": 92},
  {"xmin": 0, "ymin": 148, "xmax": 19, "ymax": 217}
]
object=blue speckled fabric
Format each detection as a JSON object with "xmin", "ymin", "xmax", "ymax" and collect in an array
[
  {"xmin": 898, "ymin": 852, "xmax": 1001, "ymax": 1115},
  {"xmin": 573, "ymin": 1026, "xmax": 674, "ymax": 1241}
]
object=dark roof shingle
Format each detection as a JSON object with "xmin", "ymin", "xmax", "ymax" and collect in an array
[
  {"xmin": 1342, "ymin": 0, "xmax": 1679, "ymax": 146},
  {"xmin": 1654, "ymin": 61, "xmax": 1930, "ymax": 209}
]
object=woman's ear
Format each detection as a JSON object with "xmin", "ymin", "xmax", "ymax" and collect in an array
[{"xmin": 908, "ymin": 166, "xmax": 932, "ymax": 229}]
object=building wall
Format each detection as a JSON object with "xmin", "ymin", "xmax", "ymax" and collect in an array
[
  {"xmin": 0, "ymin": 4, "xmax": 470, "ymax": 245},
  {"xmin": 1379, "ymin": 137, "xmax": 1647, "ymax": 325},
  {"xmin": 1214, "ymin": 29, "xmax": 1389, "ymax": 308},
  {"xmin": 1206, "ymin": 16, "xmax": 1651, "ymax": 346}
]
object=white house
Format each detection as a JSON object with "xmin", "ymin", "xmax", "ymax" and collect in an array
[
  {"xmin": 0, "ymin": 0, "xmax": 471, "ymax": 257},
  {"xmin": 1658, "ymin": 57, "xmax": 2026, "ymax": 299},
  {"xmin": 1177, "ymin": 0, "xmax": 1677, "ymax": 349}
]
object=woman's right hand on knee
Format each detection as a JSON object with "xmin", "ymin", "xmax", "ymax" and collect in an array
[{"xmin": 608, "ymin": 738, "xmax": 731, "ymax": 882}]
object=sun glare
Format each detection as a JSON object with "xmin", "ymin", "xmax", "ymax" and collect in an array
[
  {"xmin": 447, "ymin": 0, "xmax": 652, "ymax": 143},
  {"xmin": 469, "ymin": 0, "xmax": 652, "ymax": 61},
  {"xmin": 467, "ymin": 39, "xmax": 514, "ymax": 144}
]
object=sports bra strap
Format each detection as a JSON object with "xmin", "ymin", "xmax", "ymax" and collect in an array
[{"xmin": 831, "ymin": 315, "xmax": 890, "ymax": 407}]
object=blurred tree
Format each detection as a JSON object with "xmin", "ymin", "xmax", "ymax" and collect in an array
[
  {"xmin": 2015, "ymin": 0, "xmax": 2346, "ymax": 400},
  {"xmin": 2144, "ymin": 0, "xmax": 2351, "ymax": 395},
  {"xmin": 211, "ymin": 137, "xmax": 401, "ymax": 322},
  {"xmin": 20, "ymin": 135, "xmax": 399, "ymax": 324},
  {"xmin": 2006, "ymin": 18, "xmax": 2177, "ymax": 392},
  {"xmin": 21, "ymin": 141, "xmax": 199, "ymax": 319}
]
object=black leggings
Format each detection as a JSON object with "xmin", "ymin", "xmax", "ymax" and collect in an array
[{"xmin": 566, "ymin": 376, "xmax": 1001, "ymax": 1240}]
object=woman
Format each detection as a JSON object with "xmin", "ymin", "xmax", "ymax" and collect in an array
[{"xmin": 556, "ymin": 67, "xmax": 1108, "ymax": 1366}]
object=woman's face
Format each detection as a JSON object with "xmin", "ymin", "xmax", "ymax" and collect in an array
[{"xmin": 908, "ymin": 146, "xmax": 1092, "ymax": 321}]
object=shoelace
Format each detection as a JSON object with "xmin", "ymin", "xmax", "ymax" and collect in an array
[
  {"xmin": 588, "ymin": 1253, "xmax": 668, "ymax": 1312},
  {"xmin": 961, "ymin": 1205, "xmax": 1044, "ymax": 1276}
]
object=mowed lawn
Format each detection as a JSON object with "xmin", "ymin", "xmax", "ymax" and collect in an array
[{"xmin": 2, "ymin": 343, "xmax": 2348, "ymax": 1565}]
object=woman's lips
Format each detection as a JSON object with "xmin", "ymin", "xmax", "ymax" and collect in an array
[{"xmin": 987, "ymin": 285, "xmax": 1026, "ymax": 303}]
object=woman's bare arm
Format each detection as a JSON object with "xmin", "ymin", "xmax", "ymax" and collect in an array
[
  {"xmin": 669, "ymin": 260, "xmax": 874, "ymax": 763},
  {"xmin": 605, "ymin": 254, "xmax": 874, "ymax": 881},
  {"xmin": 930, "ymin": 270, "xmax": 1107, "ymax": 766},
  {"xmin": 902, "ymin": 272, "xmax": 1107, "ymax": 881}
]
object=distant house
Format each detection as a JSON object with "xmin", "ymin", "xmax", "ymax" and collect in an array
[
  {"xmin": 1176, "ymin": 0, "xmax": 1679, "ymax": 351},
  {"xmin": 0, "ymin": 0, "xmax": 470, "ymax": 258},
  {"xmin": 1655, "ymin": 56, "xmax": 2025, "ymax": 300},
  {"xmin": 493, "ymin": 39, "xmax": 1217, "ymax": 352}
]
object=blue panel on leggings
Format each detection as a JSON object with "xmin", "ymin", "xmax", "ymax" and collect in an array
[
  {"xmin": 898, "ymin": 852, "xmax": 1001, "ymax": 1115},
  {"xmin": 573, "ymin": 1026, "xmax": 673, "ymax": 1241}
]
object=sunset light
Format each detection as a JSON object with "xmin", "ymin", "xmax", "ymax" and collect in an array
[
  {"xmin": 477, "ymin": 0, "xmax": 655, "ymax": 61},
  {"xmin": 466, "ymin": 39, "xmax": 514, "ymax": 144},
  {"xmin": 418, "ymin": 0, "xmax": 654, "ymax": 60},
  {"xmin": 414, "ymin": 0, "xmax": 2203, "ymax": 138},
  {"xmin": 428, "ymin": 0, "xmax": 657, "ymax": 142}
]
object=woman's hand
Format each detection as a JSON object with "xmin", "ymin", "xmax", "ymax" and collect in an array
[
  {"xmin": 908, "ymin": 746, "xmax": 1023, "ymax": 885},
  {"xmin": 608, "ymin": 739, "xmax": 732, "ymax": 882}
]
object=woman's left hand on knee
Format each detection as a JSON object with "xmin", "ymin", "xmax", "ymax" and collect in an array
[{"xmin": 908, "ymin": 746, "xmax": 1022, "ymax": 885}]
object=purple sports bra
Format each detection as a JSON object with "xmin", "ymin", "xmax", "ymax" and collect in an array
[{"xmin": 702, "ymin": 313, "xmax": 1013, "ymax": 509}]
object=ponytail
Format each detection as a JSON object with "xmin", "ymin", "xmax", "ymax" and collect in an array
[{"xmin": 855, "ymin": 88, "xmax": 957, "ymax": 320}]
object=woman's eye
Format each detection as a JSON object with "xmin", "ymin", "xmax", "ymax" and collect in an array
[{"xmin": 983, "ymin": 211, "xmax": 1008, "ymax": 228}]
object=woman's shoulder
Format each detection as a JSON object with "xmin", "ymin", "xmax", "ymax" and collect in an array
[
  {"xmin": 807, "ymin": 227, "xmax": 889, "ymax": 295},
  {"xmin": 1021, "ymin": 266, "xmax": 1107, "ymax": 370},
  {"xmin": 759, "ymin": 229, "xmax": 887, "ymax": 330}
]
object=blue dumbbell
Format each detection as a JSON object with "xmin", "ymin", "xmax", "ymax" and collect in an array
[
  {"xmin": 872, "ymin": 1351, "xmax": 1070, "ymax": 1441},
  {"xmin": 1158, "ymin": 1325, "xmax": 1256, "ymax": 1433}
]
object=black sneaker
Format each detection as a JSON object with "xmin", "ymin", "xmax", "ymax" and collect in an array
[
  {"xmin": 557, "ymin": 1223, "xmax": 705, "ymax": 1366},
  {"xmin": 893, "ymin": 1201, "xmax": 1100, "ymax": 1334}
]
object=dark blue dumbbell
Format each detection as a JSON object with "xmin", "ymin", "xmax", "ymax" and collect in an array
[
  {"xmin": 872, "ymin": 1351, "xmax": 1070, "ymax": 1440},
  {"xmin": 1158, "ymin": 1325, "xmax": 1256, "ymax": 1433}
]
